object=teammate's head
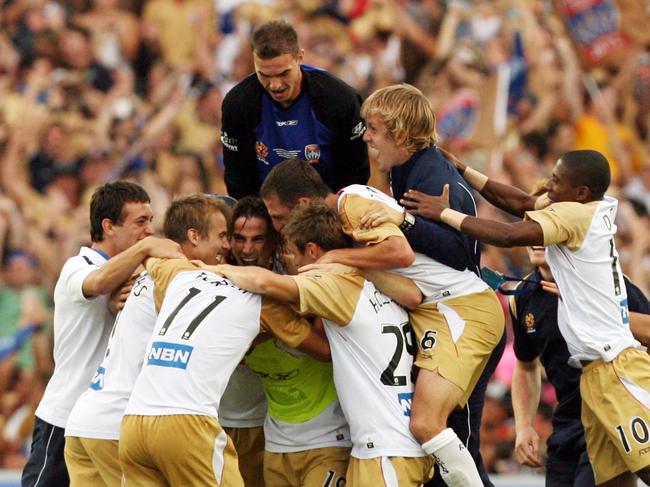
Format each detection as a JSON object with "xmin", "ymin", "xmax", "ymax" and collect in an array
[
  {"xmin": 260, "ymin": 159, "xmax": 332, "ymax": 231},
  {"xmin": 90, "ymin": 181, "xmax": 153, "ymax": 252},
  {"xmin": 251, "ymin": 21, "xmax": 304, "ymax": 108},
  {"xmin": 546, "ymin": 150, "xmax": 611, "ymax": 203},
  {"xmin": 361, "ymin": 84, "xmax": 438, "ymax": 171},
  {"xmin": 229, "ymin": 196, "xmax": 280, "ymax": 268},
  {"xmin": 163, "ymin": 193, "xmax": 232, "ymax": 265},
  {"xmin": 282, "ymin": 201, "xmax": 351, "ymax": 268}
]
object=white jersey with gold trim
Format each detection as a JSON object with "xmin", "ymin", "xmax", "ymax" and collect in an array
[
  {"xmin": 125, "ymin": 268, "xmax": 261, "ymax": 418},
  {"xmin": 293, "ymin": 272, "xmax": 426, "ymax": 459},
  {"xmin": 339, "ymin": 184, "xmax": 488, "ymax": 303},
  {"xmin": 66, "ymin": 272, "xmax": 157, "ymax": 439},
  {"xmin": 526, "ymin": 197, "xmax": 640, "ymax": 364}
]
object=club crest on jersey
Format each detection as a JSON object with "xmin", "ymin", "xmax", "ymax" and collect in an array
[
  {"xmin": 525, "ymin": 313, "xmax": 536, "ymax": 334},
  {"xmin": 147, "ymin": 342, "xmax": 193, "ymax": 369},
  {"xmin": 255, "ymin": 141, "xmax": 269, "ymax": 164},
  {"xmin": 304, "ymin": 144, "xmax": 321, "ymax": 162}
]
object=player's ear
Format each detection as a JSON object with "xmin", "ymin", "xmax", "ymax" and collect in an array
[
  {"xmin": 186, "ymin": 228, "xmax": 200, "ymax": 246},
  {"xmin": 575, "ymin": 185, "xmax": 591, "ymax": 203}
]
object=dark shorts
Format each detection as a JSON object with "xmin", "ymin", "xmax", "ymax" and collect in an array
[
  {"xmin": 22, "ymin": 416, "xmax": 69, "ymax": 487},
  {"xmin": 546, "ymin": 422, "xmax": 595, "ymax": 487}
]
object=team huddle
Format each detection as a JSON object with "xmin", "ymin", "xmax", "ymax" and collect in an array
[{"xmin": 20, "ymin": 19, "xmax": 650, "ymax": 487}]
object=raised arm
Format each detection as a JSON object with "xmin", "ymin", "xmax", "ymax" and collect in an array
[{"xmin": 83, "ymin": 237, "xmax": 183, "ymax": 297}]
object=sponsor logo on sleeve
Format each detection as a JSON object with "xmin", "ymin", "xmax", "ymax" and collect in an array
[
  {"xmin": 350, "ymin": 121, "xmax": 366, "ymax": 140},
  {"xmin": 221, "ymin": 131, "xmax": 238, "ymax": 152},
  {"xmin": 147, "ymin": 342, "xmax": 194, "ymax": 369}
]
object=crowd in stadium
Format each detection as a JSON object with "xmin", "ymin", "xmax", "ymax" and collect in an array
[{"xmin": 0, "ymin": 0, "xmax": 649, "ymax": 483}]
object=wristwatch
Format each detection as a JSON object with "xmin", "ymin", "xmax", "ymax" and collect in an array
[{"xmin": 399, "ymin": 211, "xmax": 415, "ymax": 233}]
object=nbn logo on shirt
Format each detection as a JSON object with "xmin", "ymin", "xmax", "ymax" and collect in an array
[
  {"xmin": 90, "ymin": 367, "xmax": 105, "ymax": 390},
  {"xmin": 398, "ymin": 392, "xmax": 413, "ymax": 417},
  {"xmin": 147, "ymin": 342, "xmax": 193, "ymax": 369}
]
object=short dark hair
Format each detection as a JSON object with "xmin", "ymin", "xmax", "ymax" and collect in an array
[
  {"xmin": 251, "ymin": 20, "xmax": 300, "ymax": 59},
  {"xmin": 560, "ymin": 150, "xmax": 611, "ymax": 200},
  {"xmin": 229, "ymin": 196, "xmax": 281, "ymax": 253},
  {"xmin": 90, "ymin": 181, "xmax": 150, "ymax": 242},
  {"xmin": 282, "ymin": 201, "xmax": 351, "ymax": 253},
  {"xmin": 163, "ymin": 193, "xmax": 231, "ymax": 243},
  {"xmin": 260, "ymin": 159, "xmax": 331, "ymax": 208}
]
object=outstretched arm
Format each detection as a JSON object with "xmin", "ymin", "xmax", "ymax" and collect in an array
[
  {"xmin": 203, "ymin": 264, "xmax": 300, "ymax": 303},
  {"xmin": 401, "ymin": 185, "xmax": 544, "ymax": 248},
  {"xmin": 441, "ymin": 150, "xmax": 541, "ymax": 217}
]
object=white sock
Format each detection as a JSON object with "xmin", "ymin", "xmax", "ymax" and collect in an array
[{"xmin": 421, "ymin": 428, "xmax": 483, "ymax": 487}]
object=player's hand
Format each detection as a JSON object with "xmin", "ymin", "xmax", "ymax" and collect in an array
[
  {"xmin": 360, "ymin": 202, "xmax": 404, "ymax": 229},
  {"xmin": 142, "ymin": 237, "xmax": 186, "ymax": 260},
  {"xmin": 514, "ymin": 425, "xmax": 543, "ymax": 468},
  {"xmin": 541, "ymin": 280, "xmax": 560, "ymax": 297},
  {"xmin": 108, "ymin": 275, "xmax": 136, "ymax": 314},
  {"xmin": 400, "ymin": 185, "xmax": 450, "ymax": 220},
  {"xmin": 298, "ymin": 262, "xmax": 357, "ymax": 275}
]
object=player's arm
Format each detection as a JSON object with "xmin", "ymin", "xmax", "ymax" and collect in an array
[
  {"xmin": 399, "ymin": 185, "xmax": 545, "ymax": 248},
  {"xmin": 630, "ymin": 312, "xmax": 650, "ymax": 348},
  {"xmin": 362, "ymin": 270, "xmax": 423, "ymax": 309},
  {"xmin": 205, "ymin": 264, "xmax": 299, "ymax": 303},
  {"xmin": 82, "ymin": 237, "xmax": 184, "ymax": 298},
  {"xmin": 221, "ymin": 93, "xmax": 260, "ymax": 199},
  {"xmin": 443, "ymin": 155, "xmax": 540, "ymax": 217},
  {"xmin": 511, "ymin": 358, "xmax": 543, "ymax": 468},
  {"xmin": 319, "ymin": 236, "xmax": 414, "ymax": 269},
  {"xmin": 333, "ymin": 96, "xmax": 369, "ymax": 188}
]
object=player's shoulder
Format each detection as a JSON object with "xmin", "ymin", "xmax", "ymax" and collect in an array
[
  {"xmin": 223, "ymin": 74, "xmax": 263, "ymax": 108},
  {"xmin": 303, "ymin": 66, "xmax": 359, "ymax": 100}
]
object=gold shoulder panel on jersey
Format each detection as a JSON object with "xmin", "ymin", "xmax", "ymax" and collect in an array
[
  {"xmin": 525, "ymin": 201, "xmax": 598, "ymax": 250},
  {"xmin": 145, "ymin": 258, "xmax": 198, "ymax": 311},
  {"xmin": 338, "ymin": 193, "xmax": 403, "ymax": 245},
  {"xmin": 260, "ymin": 296, "xmax": 310, "ymax": 348},
  {"xmin": 292, "ymin": 272, "xmax": 365, "ymax": 326}
]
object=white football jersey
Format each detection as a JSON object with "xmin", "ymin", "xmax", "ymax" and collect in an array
[
  {"xmin": 339, "ymin": 185, "xmax": 488, "ymax": 303},
  {"xmin": 125, "ymin": 267, "xmax": 261, "ymax": 418},
  {"xmin": 36, "ymin": 247, "xmax": 114, "ymax": 428},
  {"xmin": 125, "ymin": 259, "xmax": 311, "ymax": 419},
  {"xmin": 526, "ymin": 197, "xmax": 640, "ymax": 364},
  {"xmin": 66, "ymin": 272, "xmax": 157, "ymax": 439},
  {"xmin": 293, "ymin": 272, "xmax": 426, "ymax": 459}
]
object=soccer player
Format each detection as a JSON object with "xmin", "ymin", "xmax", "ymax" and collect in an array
[
  {"xmin": 64, "ymin": 194, "xmax": 233, "ymax": 486},
  {"xmin": 261, "ymin": 158, "xmax": 504, "ymax": 487},
  {"xmin": 399, "ymin": 149, "xmax": 650, "ymax": 487},
  {"xmin": 228, "ymin": 196, "xmax": 351, "ymax": 487},
  {"xmin": 221, "ymin": 20, "xmax": 368, "ymax": 199},
  {"xmin": 204, "ymin": 201, "xmax": 434, "ymax": 486},
  {"xmin": 118, "ymin": 211, "xmax": 329, "ymax": 486},
  {"xmin": 22, "ymin": 181, "xmax": 183, "ymax": 487},
  {"xmin": 511, "ymin": 247, "xmax": 650, "ymax": 487},
  {"xmin": 219, "ymin": 196, "xmax": 275, "ymax": 487}
]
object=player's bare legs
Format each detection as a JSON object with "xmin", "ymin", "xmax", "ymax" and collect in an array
[{"xmin": 410, "ymin": 369, "xmax": 483, "ymax": 486}]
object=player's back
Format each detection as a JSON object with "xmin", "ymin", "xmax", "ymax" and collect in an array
[
  {"xmin": 294, "ymin": 272, "xmax": 425, "ymax": 458},
  {"xmin": 66, "ymin": 272, "xmax": 157, "ymax": 439},
  {"xmin": 532, "ymin": 197, "xmax": 639, "ymax": 364},
  {"xmin": 125, "ymin": 268, "xmax": 261, "ymax": 418}
]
